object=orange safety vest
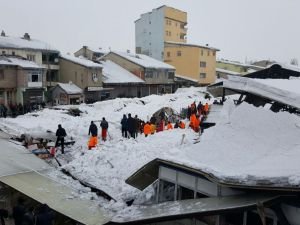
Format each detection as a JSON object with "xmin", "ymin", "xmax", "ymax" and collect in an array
[
  {"xmin": 179, "ymin": 122, "xmax": 185, "ymax": 129},
  {"xmin": 88, "ymin": 136, "xmax": 98, "ymax": 149},
  {"xmin": 167, "ymin": 123, "xmax": 173, "ymax": 130},
  {"xmin": 144, "ymin": 124, "xmax": 151, "ymax": 135}
]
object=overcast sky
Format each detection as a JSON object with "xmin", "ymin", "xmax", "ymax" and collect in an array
[{"xmin": 1, "ymin": 0, "xmax": 299, "ymax": 64}]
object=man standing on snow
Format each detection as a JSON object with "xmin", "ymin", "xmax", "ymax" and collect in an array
[
  {"xmin": 100, "ymin": 117, "xmax": 109, "ymax": 141},
  {"xmin": 126, "ymin": 113, "xmax": 135, "ymax": 138},
  {"xmin": 88, "ymin": 121, "xmax": 98, "ymax": 137},
  {"xmin": 121, "ymin": 114, "xmax": 128, "ymax": 138},
  {"xmin": 55, "ymin": 124, "xmax": 67, "ymax": 154}
]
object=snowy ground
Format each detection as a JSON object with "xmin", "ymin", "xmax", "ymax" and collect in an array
[{"xmin": 1, "ymin": 86, "xmax": 300, "ymax": 212}]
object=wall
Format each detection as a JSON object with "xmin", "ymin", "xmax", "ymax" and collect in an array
[
  {"xmin": 103, "ymin": 53, "xmax": 144, "ymax": 79},
  {"xmin": 217, "ymin": 62, "xmax": 248, "ymax": 74},
  {"xmin": 0, "ymin": 66, "xmax": 17, "ymax": 89},
  {"xmin": 135, "ymin": 7, "xmax": 165, "ymax": 61},
  {"xmin": 0, "ymin": 48, "xmax": 42, "ymax": 64},
  {"xmin": 164, "ymin": 6, "xmax": 187, "ymax": 43},
  {"xmin": 164, "ymin": 44, "xmax": 217, "ymax": 85},
  {"xmin": 59, "ymin": 58, "xmax": 102, "ymax": 90}
]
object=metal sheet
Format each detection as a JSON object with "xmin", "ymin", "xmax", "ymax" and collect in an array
[
  {"xmin": 0, "ymin": 172, "xmax": 110, "ymax": 225},
  {"xmin": 111, "ymin": 194, "xmax": 278, "ymax": 224},
  {"xmin": 0, "ymin": 138, "xmax": 50, "ymax": 178}
]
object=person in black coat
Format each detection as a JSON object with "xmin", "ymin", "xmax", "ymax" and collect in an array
[
  {"xmin": 100, "ymin": 117, "xmax": 109, "ymax": 141},
  {"xmin": 22, "ymin": 206, "xmax": 34, "ymax": 225},
  {"xmin": 35, "ymin": 204, "xmax": 54, "ymax": 225},
  {"xmin": 120, "ymin": 114, "xmax": 127, "ymax": 138},
  {"xmin": 88, "ymin": 121, "xmax": 98, "ymax": 137},
  {"xmin": 12, "ymin": 197, "xmax": 26, "ymax": 225},
  {"xmin": 126, "ymin": 113, "xmax": 135, "ymax": 139},
  {"xmin": 55, "ymin": 124, "xmax": 67, "ymax": 154},
  {"xmin": 0, "ymin": 209, "xmax": 8, "ymax": 225}
]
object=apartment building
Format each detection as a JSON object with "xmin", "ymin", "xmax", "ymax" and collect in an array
[
  {"xmin": 0, "ymin": 56, "xmax": 46, "ymax": 107},
  {"xmin": 103, "ymin": 51, "xmax": 176, "ymax": 96},
  {"xmin": 135, "ymin": 6, "xmax": 219, "ymax": 85},
  {"xmin": 59, "ymin": 54, "xmax": 105, "ymax": 103},
  {"xmin": 0, "ymin": 31, "xmax": 60, "ymax": 87}
]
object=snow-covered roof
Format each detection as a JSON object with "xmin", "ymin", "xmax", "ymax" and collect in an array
[
  {"xmin": 268, "ymin": 63, "xmax": 300, "ymax": 73},
  {"xmin": 0, "ymin": 35, "xmax": 58, "ymax": 52},
  {"xmin": 110, "ymin": 51, "xmax": 175, "ymax": 70},
  {"xmin": 87, "ymin": 46, "xmax": 107, "ymax": 54},
  {"xmin": 0, "ymin": 56, "xmax": 45, "ymax": 69},
  {"xmin": 218, "ymin": 59, "xmax": 265, "ymax": 70},
  {"xmin": 101, "ymin": 60, "xmax": 144, "ymax": 84},
  {"xmin": 216, "ymin": 68, "xmax": 241, "ymax": 76},
  {"xmin": 60, "ymin": 54, "xmax": 102, "ymax": 68},
  {"xmin": 57, "ymin": 82, "xmax": 83, "ymax": 94},
  {"xmin": 165, "ymin": 41, "xmax": 220, "ymax": 51},
  {"xmin": 175, "ymin": 74, "xmax": 198, "ymax": 83},
  {"xmin": 223, "ymin": 76, "xmax": 300, "ymax": 109}
]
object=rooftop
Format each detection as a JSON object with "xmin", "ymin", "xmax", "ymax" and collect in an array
[
  {"xmin": 57, "ymin": 82, "xmax": 83, "ymax": 94},
  {"xmin": 0, "ymin": 56, "xmax": 45, "ymax": 69},
  {"xmin": 60, "ymin": 54, "xmax": 102, "ymax": 68},
  {"xmin": 0, "ymin": 34, "xmax": 58, "ymax": 52},
  {"xmin": 165, "ymin": 41, "xmax": 220, "ymax": 51},
  {"xmin": 101, "ymin": 60, "xmax": 144, "ymax": 84},
  {"xmin": 110, "ymin": 51, "xmax": 175, "ymax": 70}
]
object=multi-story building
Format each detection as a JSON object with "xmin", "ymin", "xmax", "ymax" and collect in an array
[
  {"xmin": 59, "ymin": 54, "xmax": 104, "ymax": 103},
  {"xmin": 0, "ymin": 31, "xmax": 60, "ymax": 88},
  {"xmin": 0, "ymin": 56, "xmax": 46, "ymax": 108},
  {"xmin": 135, "ymin": 5, "xmax": 219, "ymax": 85},
  {"xmin": 102, "ymin": 51, "xmax": 176, "ymax": 96},
  {"xmin": 135, "ymin": 5, "xmax": 187, "ymax": 61}
]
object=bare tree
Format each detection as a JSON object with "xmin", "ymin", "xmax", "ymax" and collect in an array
[{"xmin": 290, "ymin": 58, "xmax": 299, "ymax": 66}]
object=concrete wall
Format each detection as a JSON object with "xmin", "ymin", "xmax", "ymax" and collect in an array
[
  {"xmin": 164, "ymin": 44, "xmax": 217, "ymax": 85},
  {"xmin": 59, "ymin": 58, "xmax": 102, "ymax": 90},
  {"xmin": 164, "ymin": 6, "xmax": 187, "ymax": 43},
  {"xmin": 135, "ymin": 7, "xmax": 165, "ymax": 60},
  {"xmin": 0, "ymin": 66, "xmax": 17, "ymax": 89}
]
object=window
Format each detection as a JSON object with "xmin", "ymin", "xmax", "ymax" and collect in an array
[
  {"xmin": 167, "ymin": 52, "xmax": 170, "ymax": 57},
  {"xmin": 27, "ymin": 54, "xmax": 35, "ymax": 62},
  {"xmin": 168, "ymin": 71, "xmax": 174, "ymax": 79},
  {"xmin": 1, "ymin": 51, "xmax": 5, "ymax": 55},
  {"xmin": 159, "ymin": 180, "xmax": 175, "ymax": 202},
  {"xmin": 200, "ymin": 61, "xmax": 206, "ymax": 67},
  {"xmin": 200, "ymin": 73, "xmax": 206, "ymax": 79},
  {"xmin": 213, "ymin": 51, "xmax": 216, "ymax": 56},
  {"xmin": 12, "ymin": 51, "xmax": 15, "ymax": 56},
  {"xmin": 149, "ymin": 21, "xmax": 151, "ymax": 24},
  {"xmin": 0, "ymin": 70, "xmax": 4, "ymax": 80},
  {"xmin": 207, "ymin": 51, "xmax": 210, "ymax": 56},
  {"xmin": 145, "ymin": 71, "xmax": 153, "ymax": 78},
  {"xmin": 177, "ymin": 185, "xmax": 194, "ymax": 200},
  {"xmin": 175, "ymin": 22, "xmax": 178, "ymax": 27},
  {"xmin": 177, "ymin": 51, "xmax": 181, "ymax": 56},
  {"xmin": 28, "ymin": 72, "xmax": 41, "ymax": 82},
  {"xmin": 201, "ymin": 50, "xmax": 204, "ymax": 56},
  {"xmin": 149, "ymin": 32, "xmax": 151, "ymax": 35}
]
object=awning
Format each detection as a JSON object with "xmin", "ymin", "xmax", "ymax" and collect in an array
[{"xmin": 109, "ymin": 194, "xmax": 280, "ymax": 224}]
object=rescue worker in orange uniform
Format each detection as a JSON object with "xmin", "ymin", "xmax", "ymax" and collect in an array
[
  {"xmin": 204, "ymin": 103, "xmax": 209, "ymax": 116},
  {"xmin": 144, "ymin": 122, "xmax": 151, "ymax": 137},
  {"xmin": 189, "ymin": 114, "xmax": 197, "ymax": 130},
  {"xmin": 150, "ymin": 123, "xmax": 156, "ymax": 135},
  {"xmin": 194, "ymin": 115, "xmax": 201, "ymax": 132},
  {"xmin": 166, "ymin": 121, "xmax": 173, "ymax": 130},
  {"xmin": 179, "ymin": 121, "xmax": 185, "ymax": 129},
  {"xmin": 88, "ymin": 136, "xmax": 98, "ymax": 150}
]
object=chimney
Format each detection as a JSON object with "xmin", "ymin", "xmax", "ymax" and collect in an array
[
  {"xmin": 23, "ymin": 33, "xmax": 30, "ymax": 40},
  {"xmin": 1, "ymin": 30, "xmax": 5, "ymax": 37},
  {"xmin": 206, "ymin": 44, "xmax": 209, "ymax": 47}
]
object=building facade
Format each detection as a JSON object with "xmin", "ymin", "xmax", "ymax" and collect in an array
[
  {"xmin": 59, "ymin": 54, "xmax": 105, "ymax": 103},
  {"xmin": 51, "ymin": 82, "xmax": 84, "ymax": 105},
  {"xmin": 135, "ymin": 6, "xmax": 219, "ymax": 85},
  {"xmin": 0, "ymin": 56, "xmax": 46, "ymax": 110},
  {"xmin": 135, "ymin": 5, "xmax": 187, "ymax": 61},
  {"xmin": 102, "ymin": 51, "xmax": 176, "ymax": 96},
  {"xmin": 0, "ymin": 32, "xmax": 60, "ymax": 89}
]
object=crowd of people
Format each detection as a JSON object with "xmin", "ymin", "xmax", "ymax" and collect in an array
[
  {"xmin": 0, "ymin": 102, "xmax": 46, "ymax": 118},
  {"xmin": 0, "ymin": 197, "xmax": 55, "ymax": 225}
]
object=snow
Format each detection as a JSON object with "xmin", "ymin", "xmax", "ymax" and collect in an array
[
  {"xmin": 224, "ymin": 76, "xmax": 300, "ymax": 109},
  {"xmin": 175, "ymin": 74, "xmax": 199, "ymax": 83},
  {"xmin": 57, "ymin": 82, "xmax": 83, "ymax": 94},
  {"xmin": 60, "ymin": 54, "xmax": 102, "ymax": 68},
  {"xmin": 0, "ymin": 35, "xmax": 58, "ymax": 52},
  {"xmin": 216, "ymin": 68, "xmax": 241, "ymax": 76},
  {"xmin": 111, "ymin": 51, "xmax": 175, "ymax": 69},
  {"xmin": 254, "ymin": 77, "xmax": 300, "ymax": 95},
  {"xmin": 0, "ymin": 85, "xmax": 299, "ymax": 210},
  {"xmin": 0, "ymin": 56, "xmax": 44, "ymax": 69},
  {"xmin": 101, "ymin": 60, "xmax": 144, "ymax": 84},
  {"xmin": 165, "ymin": 41, "xmax": 220, "ymax": 51}
]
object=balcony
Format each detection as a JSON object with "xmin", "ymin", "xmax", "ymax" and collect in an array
[{"xmin": 27, "ymin": 82, "xmax": 43, "ymax": 88}]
